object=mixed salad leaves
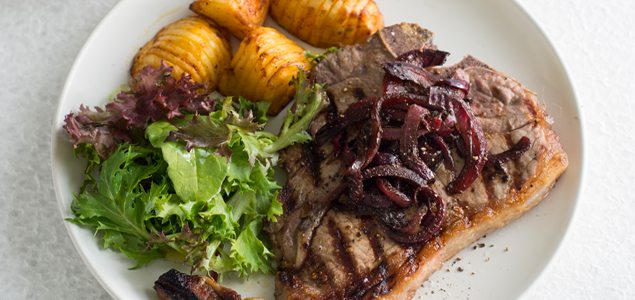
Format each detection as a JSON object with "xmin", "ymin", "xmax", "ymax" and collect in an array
[{"xmin": 63, "ymin": 64, "xmax": 324, "ymax": 277}]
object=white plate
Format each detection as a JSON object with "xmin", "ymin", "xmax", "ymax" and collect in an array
[{"xmin": 51, "ymin": 0, "xmax": 584, "ymax": 299}]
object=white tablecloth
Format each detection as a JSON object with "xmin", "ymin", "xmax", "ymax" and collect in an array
[{"xmin": 0, "ymin": 0, "xmax": 632, "ymax": 299}]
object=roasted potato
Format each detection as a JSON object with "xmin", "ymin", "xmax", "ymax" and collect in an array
[
  {"xmin": 270, "ymin": 0, "xmax": 384, "ymax": 48},
  {"xmin": 190, "ymin": 0, "xmax": 269, "ymax": 39},
  {"xmin": 131, "ymin": 16, "xmax": 231, "ymax": 89},
  {"xmin": 218, "ymin": 27, "xmax": 311, "ymax": 114}
]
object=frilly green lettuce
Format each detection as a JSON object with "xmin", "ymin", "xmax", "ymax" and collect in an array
[{"xmin": 68, "ymin": 70, "xmax": 324, "ymax": 277}]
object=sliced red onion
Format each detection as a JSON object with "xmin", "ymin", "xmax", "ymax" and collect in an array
[
  {"xmin": 399, "ymin": 105, "xmax": 435, "ymax": 182},
  {"xmin": 489, "ymin": 136, "xmax": 531, "ymax": 164},
  {"xmin": 383, "ymin": 62, "xmax": 436, "ymax": 89},
  {"xmin": 375, "ymin": 178, "xmax": 411, "ymax": 207},
  {"xmin": 384, "ymin": 93, "xmax": 444, "ymax": 111},
  {"xmin": 383, "ymin": 75, "xmax": 410, "ymax": 96},
  {"xmin": 362, "ymin": 165, "xmax": 426, "ymax": 187},
  {"xmin": 371, "ymin": 152, "xmax": 401, "ymax": 166},
  {"xmin": 383, "ymin": 187, "xmax": 445, "ymax": 244},
  {"xmin": 363, "ymin": 97, "xmax": 384, "ymax": 168},
  {"xmin": 429, "ymin": 85, "xmax": 463, "ymax": 109},
  {"xmin": 381, "ymin": 127, "xmax": 403, "ymax": 141},
  {"xmin": 324, "ymin": 47, "xmax": 503, "ymax": 245},
  {"xmin": 315, "ymin": 98, "xmax": 374, "ymax": 144},
  {"xmin": 381, "ymin": 127, "xmax": 427, "ymax": 141},
  {"xmin": 430, "ymin": 134, "xmax": 455, "ymax": 172},
  {"xmin": 437, "ymin": 79, "xmax": 470, "ymax": 97},
  {"xmin": 429, "ymin": 116, "xmax": 442, "ymax": 131},
  {"xmin": 447, "ymin": 98, "xmax": 488, "ymax": 194}
]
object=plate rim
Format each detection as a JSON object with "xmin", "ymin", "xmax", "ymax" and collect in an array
[
  {"xmin": 50, "ymin": 1, "xmax": 136, "ymax": 299},
  {"xmin": 50, "ymin": 1, "xmax": 586, "ymax": 299},
  {"xmin": 506, "ymin": 1, "xmax": 586, "ymax": 298}
]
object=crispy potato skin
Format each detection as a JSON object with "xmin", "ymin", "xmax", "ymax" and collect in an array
[
  {"xmin": 190, "ymin": 0, "xmax": 270, "ymax": 39},
  {"xmin": 270, "ymin": 0, "xmax": 384, "ymax": 48},
  {"xmin": 131, "ymin": 16, "xmax": 231, "ymax": 89},
  {"xmin": 218, "ymin": 27, "xmax": 310, "ymax": 114}
]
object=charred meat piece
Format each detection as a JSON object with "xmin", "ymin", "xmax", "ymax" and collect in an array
[
  {"xmin": 268, "ymin": 23, "xmax": 568, "ymax": 299},
  {"xmin": 154, "ymin": 269, "xmax": 241, "ymax": 300}
]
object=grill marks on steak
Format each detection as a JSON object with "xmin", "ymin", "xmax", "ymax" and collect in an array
[
  {"xmin": 269, "ymin": 23, "xmax": 567, "ymax": 299},
  {"xmin": 277, "ymin": 210, "xmax": 416, "ymax": 299},
  {"xmin": 269, "ymin": 142, "xmax": 346, "ymax": 268}
]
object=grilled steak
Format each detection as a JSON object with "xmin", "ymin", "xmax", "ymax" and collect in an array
[
  {"xmin": 267, "ymin": 23, "xmax": 568, "ymax": 299},
  {"xmin": 267, "ymin": 23, "xmax": 436, "ymax": 270},
  {"xmin": 154, "ymin": 269, "xmax": 241, "ymax": 300}
]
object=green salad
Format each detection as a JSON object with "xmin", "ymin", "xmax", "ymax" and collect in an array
[{"xmin": 63, "ymin": 65, "xmax": 324, "ymax": 277}]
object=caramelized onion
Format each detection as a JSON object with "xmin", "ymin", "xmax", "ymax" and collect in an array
[
  {"xmin": 399, "ymin": 105, "xmax": 435, "ymax": 182},
  {"xmin": 489, "ymin": 136, "xmax": 531, "ymax": 164},
  {"xmin": 446, "ymin": 98, "xmax": 488, "ymax": 194},
  {"xmin": 383, "ymin": 62, "xmax": 435, "ymax": 89},
  {"xmin": 362, "ymin": 165, "xmax": 426, "ymax": 187},
  {"xmin": 431, "ymin": 134, "xmax": 455, "ymax": 172},
  {"xmin": 375, "ymin": 178, "xmax": 412, "ymax": 207},
  {"xmin": 384, "ymin": 93, "xmax": 444, "ymax": 110},
  {"xmin": 438, "ymin": 79, "xmax": 470, "ymax": 97},
  {"xmin": 364, "ymin": 97, "xmax": 384, "ymax": 168},
  {"xmin": 315, "ymin": 98, "xmax": 374, "ymax": 144},
  {"xmin": 315, "ymin": 48, "xmax": 526, "ymax": 246},
  {"xmin": 384, "ymin": 187, "xmax": 445, "ymax": 244},
  {"xmin": 371, "ymin": 152, "xmax": 401, "ymax": 166}
]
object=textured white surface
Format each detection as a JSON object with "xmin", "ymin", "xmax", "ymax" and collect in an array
[
  {"xmin": 0, "ymin": 0, "xmax": 632, "ymax": 299},
  {"xmin": 519, "ymin": 1, "xmax": 635, "ymax": 299}
]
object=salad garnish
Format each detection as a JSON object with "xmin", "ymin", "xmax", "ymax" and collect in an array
[{"xmin": 63, "ymin": 64, "xmax": 325, "ymax": 277}]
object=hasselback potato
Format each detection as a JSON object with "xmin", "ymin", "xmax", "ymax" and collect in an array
[
  {"xmin": 218, "ymin": 27, "xmax": 311, "ymax": 114},
  {"xmin": 270, "ymin": 0, "xmax": 384, "ymax": 48},
  {"xmin": 131, "ymin": 16, "xmax": 231, "ymax": 89},
  {"xmin": 190, "ymin": 0, "xmax": 270, "ymax": 39}
]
